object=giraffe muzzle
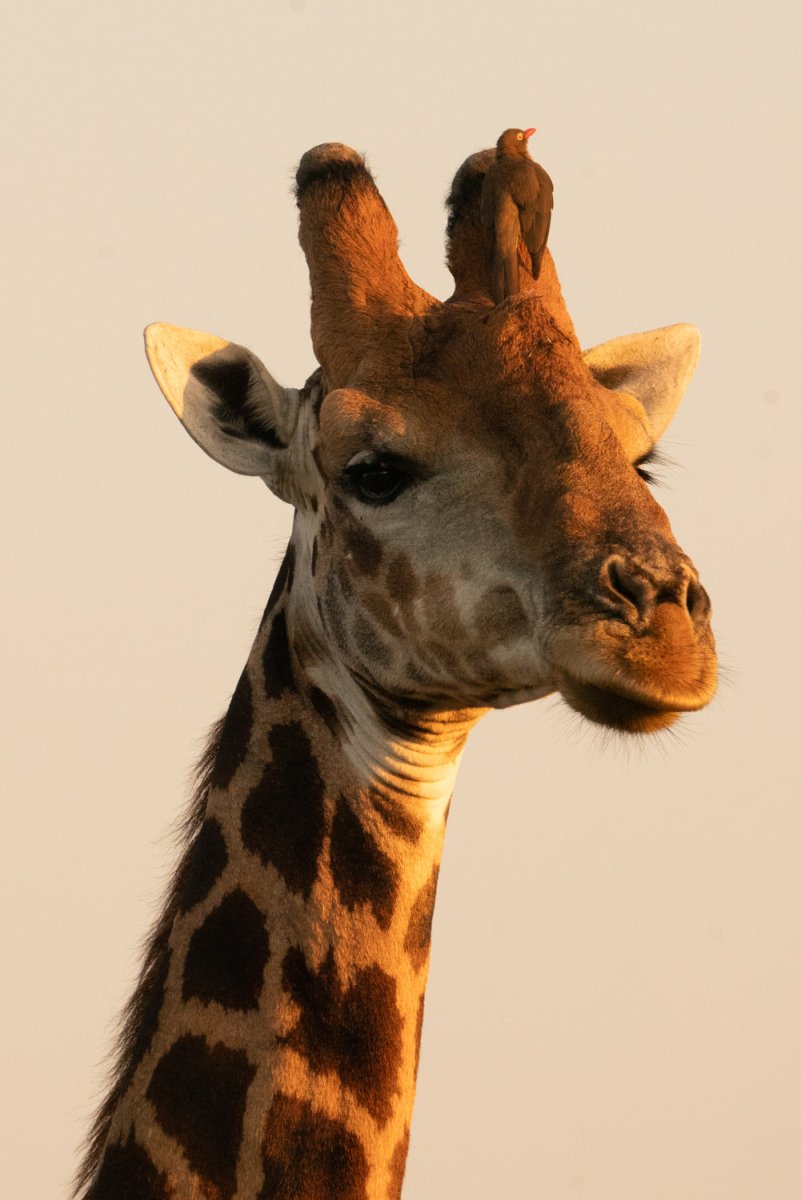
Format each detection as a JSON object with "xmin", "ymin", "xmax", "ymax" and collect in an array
[{"xmin": 541, "ymin": 547, "xmax": 716, "ymax": 732}]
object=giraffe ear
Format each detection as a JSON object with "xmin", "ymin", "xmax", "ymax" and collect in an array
[
  {"xmin": 583, "ymin": 323, "xmax": 701, "ymax": 452},
  {"xmin": 144, "ymin": 323, "xmax": 300, "ymax": 481}
]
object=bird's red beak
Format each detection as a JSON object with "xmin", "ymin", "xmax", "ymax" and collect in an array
[{"xmin": 523, "ymin": 127, "xmax": 537, "ymax": 139}]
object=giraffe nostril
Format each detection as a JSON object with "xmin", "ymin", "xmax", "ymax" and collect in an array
[
  {"xmin": 603, "ymin": 555, "xmax": 653, "ymax": 619},
  {"xmin": 685, "ymin": 578, "xmax": 707, "ymax": 623}
]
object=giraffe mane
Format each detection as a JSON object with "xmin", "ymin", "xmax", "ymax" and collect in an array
[{"xmin": 73, "ymin": 717, "xmax": 225, "ymax": 1197}]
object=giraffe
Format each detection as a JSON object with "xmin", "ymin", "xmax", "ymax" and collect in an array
[{"xmin": 75, "ymin": 141, "xmax": 716, "ymax": 1200}]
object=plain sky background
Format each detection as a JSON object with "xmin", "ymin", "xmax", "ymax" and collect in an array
[{"xmin": 2, "ymin": 2, "xmax": 800, "ymax": 1197}]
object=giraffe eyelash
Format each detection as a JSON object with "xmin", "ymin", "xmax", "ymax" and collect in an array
[{"xmin": 634, "ymin": 448, "xmax": 668, "ymax": 486}]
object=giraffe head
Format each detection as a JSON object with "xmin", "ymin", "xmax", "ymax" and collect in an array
[{"xmin": 145, "ymin": 142, "xmax": 716, "ymax": 736}]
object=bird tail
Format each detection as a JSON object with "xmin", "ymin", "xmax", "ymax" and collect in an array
[
  {"xmin": 505, "ymin": 251, "xmax": 520, "ymax": 299},
  {"xmin": 491, "ymin": 247, "xmax": 520, "ymax": 303}
]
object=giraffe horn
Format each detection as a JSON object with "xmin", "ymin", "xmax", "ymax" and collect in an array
[
  {"xmin": 444, "ymin": 149, "xmax": 497, "ymax": 304},
  {"xmin": 295, "ymin": 144, "xmax": 434, "ymax": 387}
]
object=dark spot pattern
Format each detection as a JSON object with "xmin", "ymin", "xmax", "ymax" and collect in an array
[
  {"xmin": 212, "ymin": 671, "xmax": 253, "ymax": 790},
  {"xmin": 344, "ymin": 524, "xmax": 383, "ymax": 576},
  {"xmin": 422, "ymin": 574, "xmax": 465, "ymax": 638},
  {"xmin": 425, "ymin": 639, "xmax": 461, "ymax": 673},
  {"xmin": 146, "ymin": 1034, "xmax": 255, "ymax": 1200},
  {"xmin": 281, "ymin": 947, "xmax": 402, "ymax": 1125},
  {"xmin": 352, "ymin": 612, "xmax": 392, "ymax": 667},
  {"xmin": 387, "ymin": 554, "xmax": 419, "ymax": 606},
  {"xmin": 178, "ymin": 818, "xmax": 229, "ymax": 914},
  {"xmin": 308, "ymin": 686, "xmax": 341, "ymax": 738},
  {"xmin": 330, "ymin": 796, "xmax": 399, "ymax": 930},
  {"xmin": 311, "ymin": 538, "xmax": 318, "ymax": 576},
  {"xmin": 259, "ymin": 1092, "xmax": 369, "ymax": 1200},
  {"xmin": 241, "ymin": 722, "xmax": 325, "ymax": 900},
  {"xmin": 368, "ymin": 789, "xmax": 422, "ymax": 844},
  {"xmin": 362, "ymin": 588, "xmax": 403, "ymax": 638},
  {"xmin": 472, "ymin": 585, "xmax": 529, "ymax": 643},
  {"xmin": 263, "ymin": 610, "xmax": 295, "ymax": 700},
  {"xmin": 387, "ymin": 1126, "xmax": 411, "ymax": 1200},
  {"xmin": 182, "ymin": 888, "xmax": 270, "ymax": 1012},
  {"xmin": 86, "ymin": 1135, "xmax": 170, "ymax": 1200},
  {"xmin": 404, "ymin": 866, "xmax": 440, "ymax": 971}
]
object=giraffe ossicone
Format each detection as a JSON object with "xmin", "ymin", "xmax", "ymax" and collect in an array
[{"xmin": 76, "ymin": 140, "xmax": 716, "ymax": 1200}]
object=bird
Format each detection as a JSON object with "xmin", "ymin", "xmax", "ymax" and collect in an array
[{"xmin": 480, "ymin": 127, "xmax": 553, "ymax": 302}]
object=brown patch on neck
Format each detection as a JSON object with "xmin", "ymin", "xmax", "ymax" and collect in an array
[
  {"xmin": 240, "ymin": 721, "xmax": 326, "ymax": 900},
  {"xmin": 260, "ymin": 1093, "xmax": 370, "ymax": 1200},
  {"xmin": 330, "ymin": 795, "xmax": 400, "ymax": 930},
  {"xmin": 280, "ymin": 947, "xmax": 403, "ymax": 1126},
  {"xmin": 367, "ymin": 787, "xmax": 424, "ymax": 844},
  {"xmin": 404, "ymin": 865, "xmax": 440, "ymax": 972},
  {"xmin": 387, "ymin": 1125, "xmax": 411, "ymax": 1200},
  {"xmin": 84, "ymin": 1135, "xmax": 171, "ymax": 1200},
  {"xmin": 145, "ymin": 1034, "xmax": 255, "ymax": 1199}
]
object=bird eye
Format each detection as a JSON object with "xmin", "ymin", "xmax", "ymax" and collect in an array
[{"xmin": 345, "ymin": 457, "xmax": 412, "ymax": 505}]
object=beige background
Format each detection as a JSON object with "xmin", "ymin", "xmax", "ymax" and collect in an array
[{"xmin": 2, "ymin": 2, "xmax": 800, "ymax": 1197}]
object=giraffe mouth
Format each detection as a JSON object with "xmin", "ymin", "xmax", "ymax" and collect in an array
[{"xmin": 546, "ymin": 607, "xmax": 717, "ymax": 733}]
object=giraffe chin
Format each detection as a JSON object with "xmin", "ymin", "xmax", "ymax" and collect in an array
[{"xmin": 558, "ymin": 674, "xmax": 682, "ymax": 734}]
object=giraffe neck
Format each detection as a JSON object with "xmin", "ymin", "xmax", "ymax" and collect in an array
[{"xmin": 84, "ymin": 547, "xmax": 480, "ymax": 1200}]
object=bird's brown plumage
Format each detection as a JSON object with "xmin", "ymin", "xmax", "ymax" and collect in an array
[{"xmin": 480, "ymin": 127, "xmax": 554, "ymax": 301}]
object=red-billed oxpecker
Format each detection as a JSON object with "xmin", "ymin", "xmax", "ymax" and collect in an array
[{"xmin": 481, "ymin": 126, "xmax": 554, "ymax": 301}]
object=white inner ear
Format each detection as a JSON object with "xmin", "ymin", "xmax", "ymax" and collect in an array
[
  {"xmin": 583, "ymin": 323, "xmax": 701, "ymax": 447},
  {"xmin": 145, "ymin": 323, "xmax": 299, "ymax": 477}
]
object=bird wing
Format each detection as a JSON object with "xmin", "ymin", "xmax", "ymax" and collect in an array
[
  {"xmin": 533, "ymin": 163, "xmax": 553, "ymax": 213},
  {"xmin": 507, "ymin": 160, "xmax": 540, "ymax": 214},
  {"xmin": 491, "ymin": 190, "xmax": 521, "ymax": 245},
  {"xmin": 523, "ymin": 163, "xmax": 553, "ymax": 277},
  {"xmin": 531, "ymin": 164, "xmax": 553, "ymax": 247}
]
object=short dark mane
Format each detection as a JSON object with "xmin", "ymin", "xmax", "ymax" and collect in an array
[{"xmin": 73, "ymin": 718, "xmax": 224, "ymax": 1197}]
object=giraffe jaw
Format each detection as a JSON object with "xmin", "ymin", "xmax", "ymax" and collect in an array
[{"xmin": 490, "ymin": 683, "xmax": 557, "ymax": 709}]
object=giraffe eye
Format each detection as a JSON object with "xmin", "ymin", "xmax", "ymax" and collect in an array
[{"xmin": 345, "ymin": 457, "xmax": 412, "ymax": 505}]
